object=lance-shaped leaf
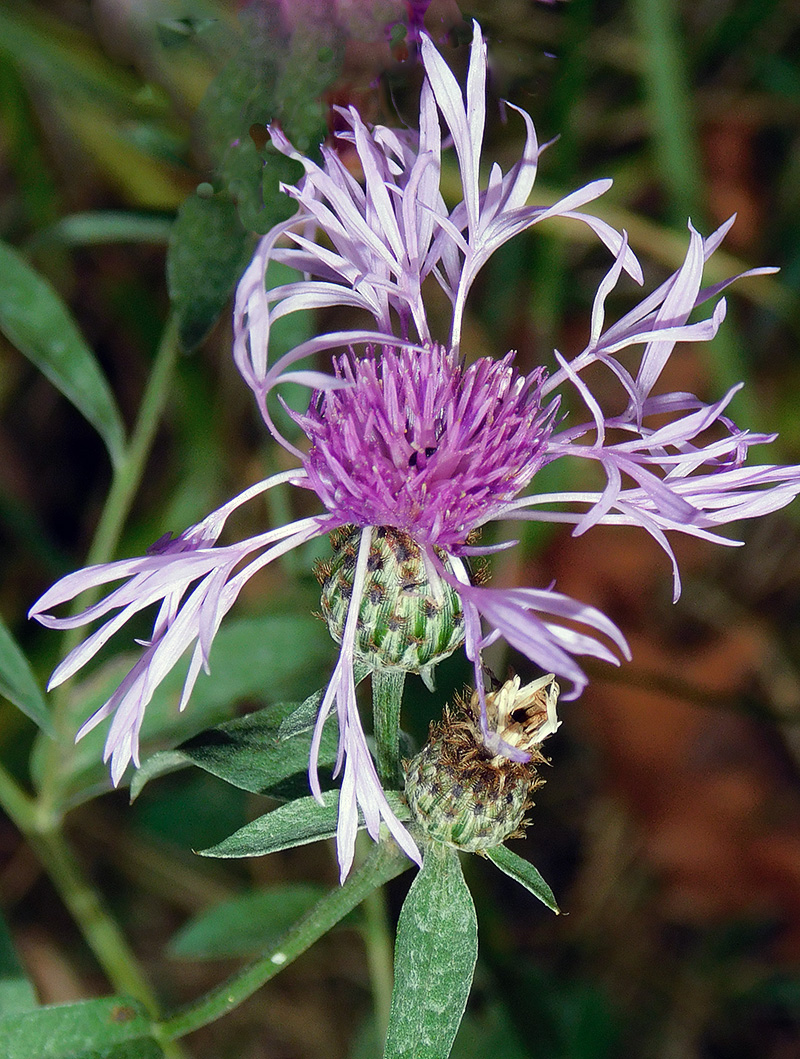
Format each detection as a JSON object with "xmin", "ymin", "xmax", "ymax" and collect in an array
[
  {"xmin": 485, "ymin": 845, "xmax": 560, "ymax": 913},
  {"xmin": 0, "ymin": 614, "xmax": 52, "ymax": 737},
  {"xmin": 0, "ymin": 996, "xmax": 163, "ymax": 1059},
  {"xmin": 200, "ymin": 790, "xmax": 341, "ymax": 858},
  {"xmin": 167, "ymin": 192, "xmax": 254, "ymax": 350},
  {"xmin": 0, "ymin": 240, "xmax": 125, "ymax": 465},
  {"xmin": 384, "ymin": 845, "xmax": 478, "ymax": 1059},
  {"xmin": 200, "ymin": 791, "xmax": 411, "ymax": 859},
  {"xmin": 130, "ymin": 691, "xmax": 338, "ymax": 802}
]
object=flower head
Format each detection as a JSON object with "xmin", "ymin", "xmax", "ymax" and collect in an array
[
  {"xmin": 30, "ymin": 21, "xmax": 800, "ymax": 882},
  {"xmin": 405, "ymin": 674, "xmax": 561, "ymax": 852},
  {"xmin": 295, "ymin": 344, "xmax": 557, "ymax": 549}
]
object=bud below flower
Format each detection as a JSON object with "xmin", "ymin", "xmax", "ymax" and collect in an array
[
  {"xmin": 316, "ymin": 525, "xmax": 465, "ymax": 686},
  {"xmin": 404, "ymin": 675, "xmax": 560, "ymax": 852}
]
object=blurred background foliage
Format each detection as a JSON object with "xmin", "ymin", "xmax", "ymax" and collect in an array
[{"xmin": 1, "ymin": 0, "xmax": 800, "ymax": 1056}]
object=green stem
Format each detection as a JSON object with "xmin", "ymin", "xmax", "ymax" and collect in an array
[
  {"xmin": 0, "ymin": 760, "xmax": 36, "ymax": 833},
  {"xmin": 157, "ymin": 840, "xmax": 410, "ymax": 1042},
  {"xmin": 26, "ymin": 827, "xmax": 158, "ymax": 1010},
  {"xmin": 82, "ymin": 313, "xmax": 181, "ymax": 572},
  {"xmin": 360, "ymin": 859, "xmax": 395, "ymax": 1040},
  {"xmin": 0, "ymin": 766, "xmax": 179, "ymax": 1045},
  {"xmin": 371, "ymin": 669, "xmax": 405, "ymax": 788},
  {"xmin": 15, "ymin": 314, "xmax": 186, "ymax": 1058}
]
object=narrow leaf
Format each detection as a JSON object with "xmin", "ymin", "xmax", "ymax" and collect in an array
[
  {"xmin": 170, "ymin": 692, "xmax": 335, "ymax": 797},
  {"xmin": 384, "ymin": 845, "xmax": 478, "ymax": 1059},
  {"xmin": 169, "ymin": 883, "xmax": 328, "ymax": 959},
  {"xmin": 485, "ymin": 845, "xmax": 560, "ymax": 913},
  {"xmin": 33, "ymin": 212, "xmax": 173, "ymax": 248},
  {"xmin": 130, "ymin": 691, "xmax": 338, "ymax": 802},
  {"xmin": 0, "ymin": 914, "xmax": 37, "ymax": 1016},
  {"xmin": 199, "ymin": 791, "xmax": 340, "ymax": 858},
  {"xmin": 0, "ymin": 996, "xmax": 162, "ymax": 1058},
  {"xmin": 200, "ymin": 791, "xmax": 411, "ymax": 859},
  {"xmin": 0, "ymin": 240, "xmax": 125, "ymax": 465},
  {"xmin": 0, "ymin": 614, "xmax": 52, "ymax": 737}
]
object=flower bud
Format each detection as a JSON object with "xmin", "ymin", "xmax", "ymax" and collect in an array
[
  {"xmin": 404, "ymin": 675, "xmax": 559, "ymax": 852},
  {"xmin": 316, "ymin": 525, "xmax": 465, "ymax": 684}
]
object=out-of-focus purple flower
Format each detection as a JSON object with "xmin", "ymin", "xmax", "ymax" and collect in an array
[{"xmin": 31, "ymin": 21, "xmax": 800, "ymax": 881}]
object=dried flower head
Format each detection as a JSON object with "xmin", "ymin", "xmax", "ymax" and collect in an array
[{"xmin": 405, "ymin": 675, "xmax": 560, "ymax": 852}]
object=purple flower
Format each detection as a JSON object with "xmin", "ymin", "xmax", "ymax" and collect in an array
[{"xmin": 30, "ymin": 21, "xmax": 800, "ymax": 881}]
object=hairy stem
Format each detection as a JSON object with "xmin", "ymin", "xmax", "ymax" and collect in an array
[
  {"xmin": 358, "ymin": 836, "xmax": 396, "ymax": 1041},
  {"xmin": 372, "ymin": 669, "xmax": 406, "ymax": 789}
]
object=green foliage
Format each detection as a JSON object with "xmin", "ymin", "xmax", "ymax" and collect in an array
[
  {"xmin": 130, "ymin": 691, "xmax": 339, "ymax": 802},
  {"xmin": 0, "ymin": 996, "xmax": 163, "ymax": 1059},
  {"xmin": 200, "ymin": 790, "xmax": 411, "ymax": 859},
  {"xmin": 0, "ymin": 913, "xmax": 37, "ymax": 1017},
  {"xmin": 485, "ymin": 845, "xmax": 560, "ymax": 914},
  {"xmin": 384, "ymin": 845, "xmax": 478, "ymax": 1059},
  {"xmin": 0, "ymin": 614, "xmax": 52, "ymax": 737},
  {"xmin": 198, "ymin": 3, "xmax": 338, "ymax": 224},
  {"xmin": 1, "ymin": 3, "xmax": 799, "ymax": 1058},
  {"xmin": 0, "ymin": 240, "xmax": 126, "ymax": 465},
  {"xmin": 166, "ymin": 191, "xmax": 254, "ymax": 350},
  {"xmin": 31, "ymin": 614, "xmax": 333, "ymax": 811},
  {"xmin": 0, "ymin": 6, "xmax": 147, "ymax": 115},
  {"xmin": 169, "ymin": 883, "xmax": 329, "ymax": 959},
  {"xmin": 199, "ymin": 790, "xmax": 342, "ymax": 858}
]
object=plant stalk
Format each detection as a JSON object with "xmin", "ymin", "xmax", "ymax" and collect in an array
[{"xmin": 371, "ymin": 669, "xmax": 405, "ymax": 789}]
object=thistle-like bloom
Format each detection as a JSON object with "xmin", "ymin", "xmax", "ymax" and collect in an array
[{"xmin": 30, "ymin": 22, "xmax": 800, "ymax": 881}]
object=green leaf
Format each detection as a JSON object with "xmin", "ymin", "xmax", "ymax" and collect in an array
[
  {"xmin": 223, "ymin": 137, "xmax": 303, "ymax": 236},
  {"xmin": 32, "ymin": 213, "xmax": 173, "ymax": 248},
  {"xmin": 166, "ymin": 191, "xmax": 254, "ymax": 350},
  {"xmin": 0, "ymin": 996, "xmax": 163, "ymax": 1059},
  {"xmin": 199, "ymin": 790, "xmax": 340, "ymax": 858},
  {"xmin": 127, "ymin": 751, "xmax": 189, "ymax": 800},
  {"xmin": 169, "ymin": 883, "xmax": 328, "ymax": 959},
  {"xmin": 384, "ymin": 845, "xmax": 478, "ymax": 1059},
  {"xmin": 196, "ymin": 7, "xmax": 342, "ymax": 235},
  {"xmin": 32, "ymin": 612, "xmax": 333, "ymax": 811},
  {"xmin": 0, "ymin": 240, "xmax": 125, "ymax": 465},
  {"xmin": 0, "ymin": 913, "xmax": 37, "ymax": 1016},
  {"xmin": 130, "ymin": 691, "xmax": 339, "ymax": 802},
  {"xmin": 0, "ymin": 614, "xmax": 52, "ymax": 737},
  {"xmin": 485, "ymin": 845, "xmax": 560, "ymax": 913},
  {"xmin": 199, "ymin": 791, "xmax": 411, "ymax": 859}
]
